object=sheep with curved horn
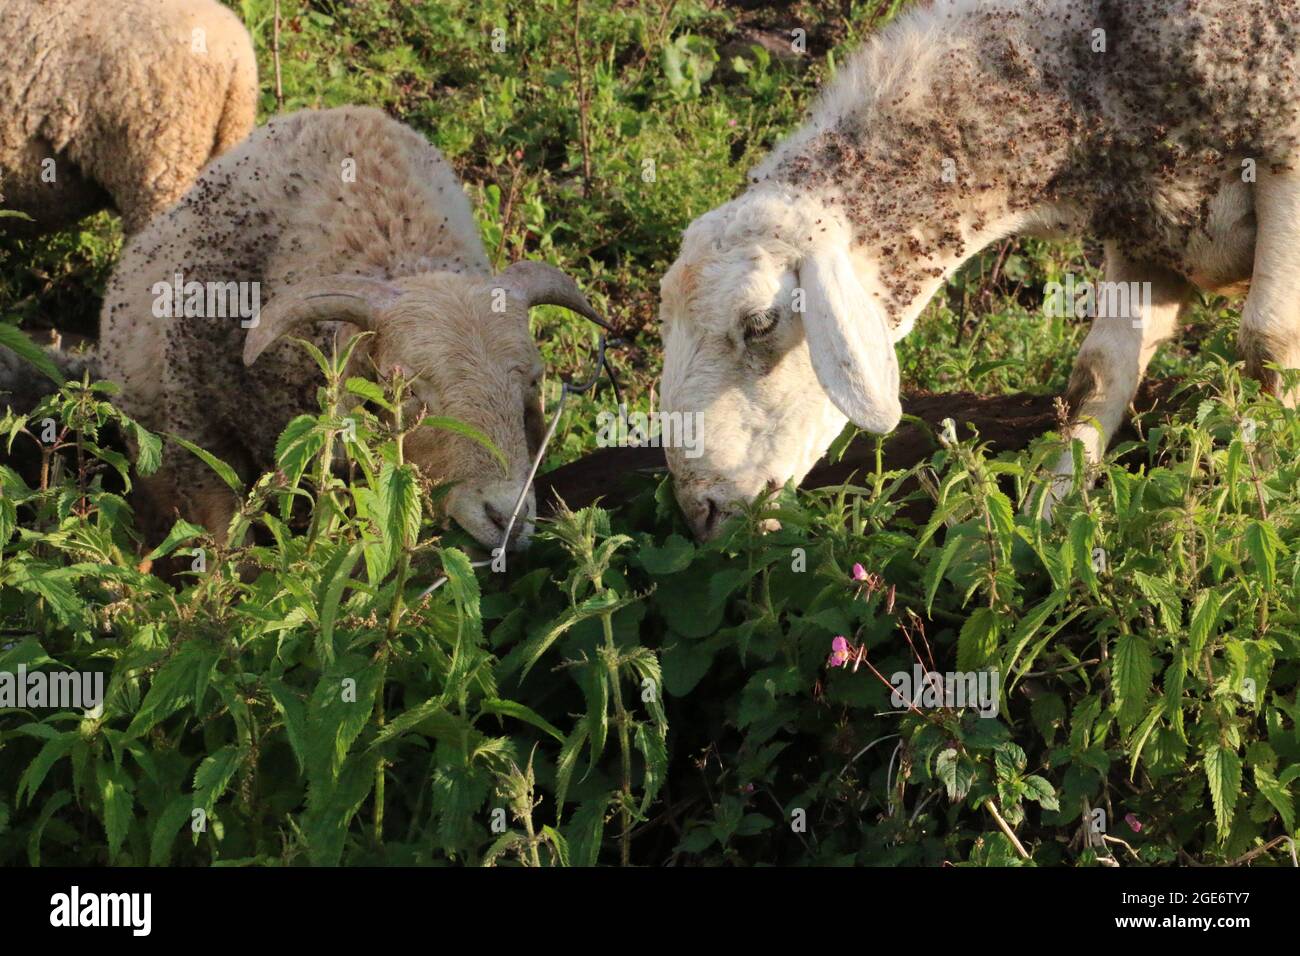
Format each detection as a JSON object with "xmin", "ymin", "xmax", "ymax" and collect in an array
[{"xmin": 99, "ymin": 106, "xmax": 607, "ymax": 553}]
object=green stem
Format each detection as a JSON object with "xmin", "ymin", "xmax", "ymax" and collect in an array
[{"xmin": 602, "ymin": 609, "xmax": 633, "ymax": 867}]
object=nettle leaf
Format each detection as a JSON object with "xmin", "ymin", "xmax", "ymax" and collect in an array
[
  {"xmin": 275, "ymin": 414, "xmax": 326, "ymax": 488},
  {"xmin": 985, "ymin": 489, "xmax": 1016, "ymax": 550},
  {"xmin": 580, "ymin": 662, "xmax": 609, "ymax": 767},
  {"xmin": 193, "ymin": 744, "xmax": 249, "ymax": 816},
  {"xmin": 267, "ymin": 680, "xmax": 309, "ymax": 776},
  {"xmin": 479, "ymin": 698, "xmax": 564, "ymax": 742},
  {"xmin": 1131, "ymin": 571, "xmax": 1181, "ymax": 632},
  {"xmin": 418, "ymin": 416, "xmax": 507, "ymax": 474},
  {"xmin": 1244, "ymin": 520, "xmax": 1282, "ymax": 591},
  {"xmin": 149, "ymin": 794, "xmax": 195, "ymax": 866},
  {"xmin": 0, "ymin": 322, "xmax": 64, "ymax": 384},
  {"xmin": 383, "ymin": 462, "xmax": 422, "ymax": 551},
  {"xmin": 1253, "ymin": 765, "xmax": 1295, "ymax": 833},
  {"xmin": 303, "ymin": 750, "xmax": 382, "ymax": 866},
  {"xmin": 127, "ymin": 643, "xmax": 220, "ymax": 737},
  {"xmin": 317, "ymin": 540, "xmax": 365, "ymax": 666},
  {"xmin": 634, "ymin": 720, "xmax": 668, "ymax": 813},
  {"xmin": 1069, "ymin": 512, "xmax": 1099, "ymax": 595},
  {"xmin": 18, "ymin": 733, "xmax": 75, "ymax": 805},
  {"xmin": 1187, "ymin": 589, "xmax": 1224, "ymax": 661},
  {"xmin": 554, "ymin": 722, "xmax": 591, "ymax": 815},
  {"xmin": 144, "ymin": 519, "xmax": 208, "ymax": 562},
  {"xmin": 1112, "ymin": 633, "xmax": 1154, "ymax": 727},
  {"xmin": 169, "ymin": 434, "xmax": 244, "ymax": 495},
  {"xmin": 514, "ymin": 589, "xmax": 637, "ymax": 681},
  {"xmin": 97, "ymin": 759, "xmax": 134, "ymax": 860},
  {"xmin": 1203, "ymin": 744, "xmax": 1242, "ymax": 841},
  {"xmin": 306, "ymin": 660, "xmax": 384, "ymax": 786},
  {"xmin": 439, "ymin": 547, "xmax": 483, "ymax": 640},
  {"xmin": 957, "ymin": 607, "xmax": 1000, "ymax": 671},
  {"xmin": 346, "ymin": 376, "xmax": 393, "ymax": 412},
  {"xmin": 127, "ymin": 420, "xmax": 163, "ymax": 476}
]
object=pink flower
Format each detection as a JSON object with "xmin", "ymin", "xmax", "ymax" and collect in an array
[
  {"xmin": 852, "ymin": 563, "xmax": 868, "ymax": 582},
  {"xmin": 828, "ymin": 636, "xmax": 850, "ymax": 668},
  {"xmin": 1125, "ymin": 813, "xmax": 1142, "ymax": 833}
]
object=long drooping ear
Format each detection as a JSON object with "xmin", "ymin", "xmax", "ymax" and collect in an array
[
  {"xmin": 797, "ymin": 246, "xmax": 903, "ymax": 434},
  {"xmin": 498, "ymin": 260, "xmax": 612, "ymax": 331},
  {"xmin": 243, "ymin": 275, "xmax": 401, "ymax": 366}
]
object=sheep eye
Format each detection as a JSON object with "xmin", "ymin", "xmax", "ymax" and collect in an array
[{"xmin": 742, "ymin": 308, "xmax": 780, "ymax": 342}]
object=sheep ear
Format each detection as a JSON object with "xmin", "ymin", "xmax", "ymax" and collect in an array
[
  {"xmin": 498, "ymin": 260, "xmax": 612, "ymax": 331},
  {"xmin": 243, "ymin": 275, "xmax": 401, "ymax": 366},
  {"xmin": 797, "ymin": 246, "xmax": 903, "ymax": 434}
]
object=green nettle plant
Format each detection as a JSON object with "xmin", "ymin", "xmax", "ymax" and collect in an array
[
  {"xmin": 2, "ymin": 0, "xmax": 1298, "ymax": 868},
  {"xmin": 2, "ymin": 331, "xmax": 1298, "ymax": 866}
]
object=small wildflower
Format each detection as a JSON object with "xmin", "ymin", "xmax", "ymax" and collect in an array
[
  {"xmin": 1125, "ymin": 813, "xmax": 1142, "ymax": 833},
  {"xmin": 851, "ymin": 562, "xmax": 868, "ymax": 581},
  {"xmin": 828, "ymin": 636, "xmax": 850, "ymax": 668}
]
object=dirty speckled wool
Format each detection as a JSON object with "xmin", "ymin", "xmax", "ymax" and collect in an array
[
  {"xmin": 756, "ymin": 0, "xmax": 1298, "ymax": 314},
  {"xmin": 0, "ymin": 0, "xmax": 257, "ymax": 235},
  {"xmin": 100, "ymin": 106, "xmax": 600, "ymax": 552},
  {"xmin": 659, "ymin": 0, "xmax": 1300, "ymax": 539}
]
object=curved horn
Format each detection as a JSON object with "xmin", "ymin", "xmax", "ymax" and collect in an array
[
  {"xmin": 242, "ymin": 275, "xmax": 401, "ymax": 366},
  {"xmin": 498, "ymin": 260, "xmax": 612, "ymax": 331}
]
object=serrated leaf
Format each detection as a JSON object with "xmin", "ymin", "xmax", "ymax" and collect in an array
[
  {"xmin": 97, "ymin": 759, "xmax": 134, "ymax": 859},
  {"xmin": 957, "ymin": 607, "xmax": 1000, "ymax": 671},
  {"xmin": 1253, "ymin": 765, "xmax": 1295, "ymax": 833},
  {"xmin": 1204, "ymin": 745, "xmax": 1242, "ymax": 841},
  {"xmin": 169, "ymin": 433, "xmax": 244, "ymax": 494},
  {"xmin": 1112, "ymin": 633, "xmax": 1153, "ymax": 727}
]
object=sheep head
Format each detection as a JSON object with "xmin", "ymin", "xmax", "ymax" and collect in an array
[
  {"xmin": 243, "ymin": 262, "xmax": 605, "ymax": 551},
  {"xmin": 658, "ymin": 193, "xmax": 902, "ymax": 540}
]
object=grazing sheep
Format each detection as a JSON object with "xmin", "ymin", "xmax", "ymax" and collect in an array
[
  {"xmin": 0, "ymin": 0, "xmax": 258, "ymax": 235},
  {"xmin": 99, "ymin": 106, "xmax": 606, "ymax": 551},
  {"xmin": 658, "ymin": 0, "xmax": 1300, "ymax": 538}
]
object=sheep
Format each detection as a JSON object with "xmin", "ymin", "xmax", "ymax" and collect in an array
[
  {"xmin": 98, "ymin": 105, "xmax": 606, "ymax": 552},
  {"xmin": 657, "ymin": 0, "xmax": 1300, "ymax": 539},
  {"xmin": 0, "ymin": 0, "xmax": 258, "ymax": 236}
]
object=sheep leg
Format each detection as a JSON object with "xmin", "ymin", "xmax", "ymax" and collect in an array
[
  {"xmin": 1042, "ymin": 249, "xmax": 1192, "ymax": 513},
  {"xmin": 1239, "ymin": 164, "xmax": 1300, "ymax": 404}
]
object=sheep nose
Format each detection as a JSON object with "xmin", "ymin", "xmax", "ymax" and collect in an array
[
  {"xmin": 694, "ymin": 495, "xmax": 724, "ymax": 540},
  {"xmin": 484, "ymin": 501, "xmax": 507, "ymax": 533}
]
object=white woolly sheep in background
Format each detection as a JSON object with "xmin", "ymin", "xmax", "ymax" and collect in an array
[
  {"xmin": 99, "ymin": 106, "xmax": 606, "ymax": 551},
  {"xmin": 658, "ymin": 0, "xmax": 1300, "ymax": 539},
  {"xmin": 0, "ymin": 0, "xmax": 257, "ymax": 235}
]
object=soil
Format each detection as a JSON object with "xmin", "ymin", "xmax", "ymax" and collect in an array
[{"xmin": 536, "ymin": 379, "xmax": 1181, "ymax": 516}]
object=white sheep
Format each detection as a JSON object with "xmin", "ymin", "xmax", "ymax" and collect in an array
[
  {"xmin": 657, "ymin": 0, "xmax": 1300, "ymax": 538},
  {"xmin": 99, "ymin": 106, "xmax": 605, "ymax": 551},
  {"xmin": 0, "ymin": 0, "xmax": 258, "ymax": 235}
]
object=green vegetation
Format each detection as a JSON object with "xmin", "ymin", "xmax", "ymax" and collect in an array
[{"xmin": 1, "ymin": 0, "xmax": 1296, "ymax": 867}]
